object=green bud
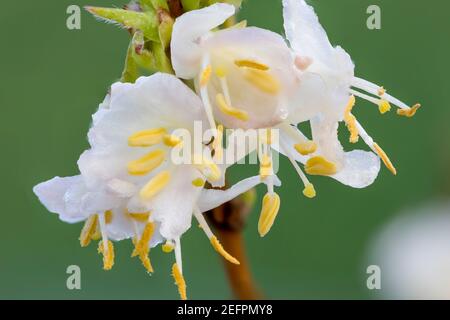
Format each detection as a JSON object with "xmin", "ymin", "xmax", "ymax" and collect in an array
[
  {"xmin": 181, "ymin": 0, "xmax": 200, "ymax": 11},
  {"xmin": 131, "ymin": 31, "xmax": 155, "ymax": 70},
  {"xmin": 158, "ymin": 10, "xmax": 174, "ymax": 49},
  {"xmin": 85, "ymin": 6, "xmax": 159, "ymax": 42},
  {"xmin": 121, "ymin": 42, "xmax": 139, "ymax": 83},
  {"xmin": 153, "ymin": 42, "xmax": 173, "ymax": 74},
  {"xmin": 150, "ymin": 0, "xmax": 169, "ymax": 10}
]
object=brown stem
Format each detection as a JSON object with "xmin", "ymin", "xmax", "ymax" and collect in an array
[{"xmin": 206, "ymin": 196, "xmax": 262, "ymax": 300}]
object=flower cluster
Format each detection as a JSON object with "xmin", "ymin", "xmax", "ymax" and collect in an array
[{"xmin": 34, "ymin": 0, "xmax": 420, "ymax": 299}]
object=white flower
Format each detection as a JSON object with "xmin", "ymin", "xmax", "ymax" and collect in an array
[
  {"xmin": 282, "ymin": 0, "xmax": 421, "ymax": 185},
  {"xmin": 369, "ymin": 201, "xmax": 450, "ymax": 299},
  {"xmin": 171, "ymin": 3, "xmax": 298, "ymax": 130},
  {"xmin": 34, "ymin": 73, "xmax": 272, "ymax": 299}
]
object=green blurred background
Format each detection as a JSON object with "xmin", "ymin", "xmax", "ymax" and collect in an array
[{"xmin": 1, "ymin": 0, "xmax": 449, "ymax": 299}]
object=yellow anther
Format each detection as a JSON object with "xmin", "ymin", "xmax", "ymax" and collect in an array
[
  {"xmin": 135, "ymin": 222, "xmax": 155, "ymax": 273},
  {"xmin": 214, "ymin": 66, "xmax": 228, "ymax": 78},
  {"xmin": 397, "ymin": 104, "xmax": 421, "ymax": 118},
  {"xmin": 378, "ymin": 87, "xmax": 386, "ymax": 96},
  {"xmin": 344, "ymin": 95, "xmax": 359, "ymax": 143},
  {"xmin": 163, "ymin": 134, "xmax": 183, "ymax": 147},
  {"xmin": 235, "ymin": 59, "xmax": 269, "ymax": 71},
  {"xmin": 378, "ymin": 100, "xmax": 392, "ymax": 114},
  {"xmin": 193, "ymin": 155, "xmax": 222, "ymax": 182},
  {"xmin": 216, "ymin": 93, "xmax": 249, "ymax": 121},
  {"xmin": 210, "ymin": 236, "xmax": 240, "ymax": 265},
  {"xmin": 140, "ymin": 170, "xmax": 171, "ymax": 200},
  {"xmin": 200, "ymin": 64, "xmax": 212, "ymax": 87},
  {"xmin": 258, "ymin": 193, "xmax": 281, "ymax": 237},
  {"xmin": 305, "ymin": 156, "xmax": 338, "ymax": 176},
  {"xmin": 303, "ymin": 183, "xmax": 316, "ymax": 199},
  {"xmin": 128, "ymin": 149, "xmax": 166, "ymax": 176},
  {"xmin": 373, "ymin": 143, "xmax": 397, "ymax": 175},
  {"xmin": 243, "ymin": 69, "xmax": 280, "ymax": 95},
  {"xmin": 259, "ymin": 154, "xmax": 273, "ymax": 179},
  {"xmin": 98, "ymin": 240, "xmax": 115, "ymax": 271},
  {"xmin": 104, "ymin": 210, "xmax": 113, "ymax": 224},
  {"xmin": 91, "ymin": 223, "xmax": 102, "ymax": 241},
  {"xmin": 127, "ymin": 212, "xmax": 150, "ymax": 223},
  {"xmin": 128, "ymin": 128, "xmax": 167, "ymax": 147},
  {"xmin": 79, "ymin": 215, "xmax": 98, "ymax": 247},
  {"xmin": 294, "ymin": 141, "xmax": 317, "ymax": 156},
  {"xmin": 162, "ymin": 241, "xmax": 175, "ymax": 253},
  {"xmin": 192, "ymin": 178, "xmax": 205, "ymax": 187},
  {"xmin": 172, "ymin": 263, "xmax": 187, "ymax": 300}
]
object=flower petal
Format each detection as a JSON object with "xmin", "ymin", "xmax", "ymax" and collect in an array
[
  {"xmin": 33, "ymin": 176, "xmax": 87, "ymax": 223},
  {"xmin": 149, "ymin": 165, "xmax": 203, "ymax": 240},
  {"xmin": 331, "ymin": 150, "xmax": 380, "ymax": 189},
  {"xmin": 171, "ymin": 3, "xmax": 235, "ymax": 79},
  {"xmin": 198, "ymin": 175, "xmax": 281, "ymax": 213},
  {"xmin": 282, "ymin": 0, "xmax": 334, "ymax": 65},
  {"xmin": 88, "ymin": 74, "xmax": 208, "ymax": 149}
]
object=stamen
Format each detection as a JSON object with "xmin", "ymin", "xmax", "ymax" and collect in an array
[
  {"xmin": 373, "ymin": 143, "xmax": 397, "ymax": 175},
  {"xmin": 280, "ymin": 140, "xmax": 316, "ymax": 198},
  {"xmin": 200, "ymin": 64, "xmax": 212, "ymax": 87},
  {"xmin": 259, "ymin": 154, "xmax": 273, "ymax": 179},
  {"xmin": 163, "ymin": 134, "xmax": 182, "ymax": 147},
  {"xmin": 128, "ymin": 128, "xmax": 167, "ymax": 147},
  {"xmin": 350, "ymin": 89, "xmax": 391, "ymax": 115},
  {"xmin": 162, "ymin": 241, "xmax": 175, "ymax": 253},
  {"xmin": 378, "ymin": 100, "xmax": 392, "ymax": 114},
  {"xmin": 140, "ymin": 170, "xmax": 171, "ymax": 200},
  {"xmin": 128, "ymin": 149, "xmax": 166, "ymax": 176},
  {"xmin": 303, "ymin": 183, "xmax": 316, "ymax": 199},
  {"xmin": 127, "ymin": 211, "xmax": 150, "ymax": 223},
  {"xmin": 214, "ymin": 66, "xmax": 228, "ymax": 78},
  {"xmin": 216, "ymin": 93, "xmax": 249, "ymax": 121},
  {"xmin": 192, "ymin": 178, "xmax": 205, "ymax": 187},
  {"xmin": 344, "ymin": 95, "xmax": 359, "ymax": 143},
  {"xmin": 294, "ymin": 141, "xmax": 317, "ymax": 155},
  {"xmin": 397, "ymin": 103, "xmax": 421, "ymax": 118},
  {"xmin": 79, "ymin": 215, "xmax": 98, "ymax": 247},
  {"xmin": 210, "ymin": 236, "xmax": 240, "ymax": 265},
  {"xmin": 193, "ymin": 155, "xmax": 221, "ymax": 182},
  {"xmin": 172, "ymin": 263, "xmax": 187, "ymax": 300},
  {"xmin": 104, "ymin": 210, "xmax": 113, "ymax": 224},
  {"xmin": 305, "ymin": 156, "xmax": 338, "ymax": 176},
  {"xmin": 243, "ymin": 69, "xmax": 280, "ymax": 95},
  {"xmin": 135, "ymin": 222, "xmax": 155, "ymax": 273},
  {"xmin": 355, "ymin": 120, "xmax": 398, "ymax": 176},
  {"xmin": 98, "ymin": 240, "xmax": 115, "ymax": 271},
  {"xmin": 194, "ymin": 209, "xmax": 240, "ymax": 265},
  {"xmin": 235, "ymin": 59, "xmax": 269, "ymax": 71},
  {"xmin": 352, "ymin": 77, "xmax": 419, "ymax": 114},
  {"xmin": 258, "ymin": 192, "xmax": 281, "ymax": 237}
]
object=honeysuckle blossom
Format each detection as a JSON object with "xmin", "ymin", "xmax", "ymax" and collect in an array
[
  {"xmin": 282, "ymin": 0, "xmax": 421, "ymax": 183},
  {"xmin": 170, "ymin": 3, "xmax": 319, "ymax": 237},
  {"xmin": 34, "ymin": 73, "xmax": 275, "ymax": 299},
  {"xmin": 170, "ymin": 1, "xmax": 420, "ymax": 239}
]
